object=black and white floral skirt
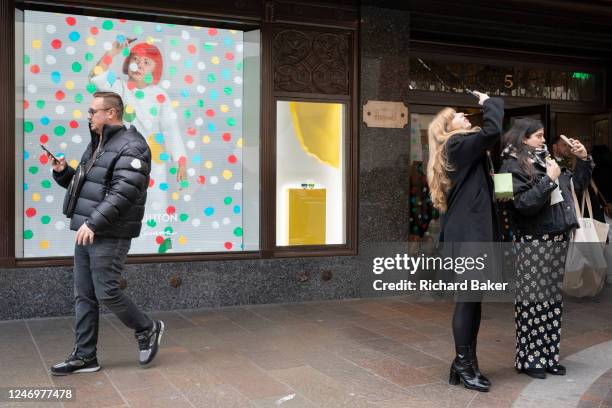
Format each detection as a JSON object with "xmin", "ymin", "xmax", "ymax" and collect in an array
[{"xmin": 513, "ymin": 232, "xmax": 568, "ymax": 370}]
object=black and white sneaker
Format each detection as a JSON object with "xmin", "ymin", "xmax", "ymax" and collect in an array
[
  {"xmin": 50, "ymin": 350, "xmax": 100, "ymax": 376},
  {"xmin": 136, "ymin": 320, "xmax": 164, "ymax": 365}
]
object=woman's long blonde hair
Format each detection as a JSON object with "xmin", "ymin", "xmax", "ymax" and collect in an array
[{"xmin": 426, "ymin": 108, "xmax": 481, "ymax": 212}]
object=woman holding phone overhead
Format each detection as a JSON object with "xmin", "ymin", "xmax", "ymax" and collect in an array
[
  {"xmin": 427, "ymin": 90, "xmax": 504, "ymax": 392},
  {"xmin": 499, "ymin": 120, "xmax": 592, "ymax": 379}
]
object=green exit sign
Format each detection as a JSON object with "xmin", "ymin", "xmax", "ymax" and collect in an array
[{"xmin": 572, "ymin": 72, "xmax": 592, "ymax": 80}]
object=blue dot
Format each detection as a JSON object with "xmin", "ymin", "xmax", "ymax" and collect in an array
[
  {"xmin": 107, "ymin": 71, "xmax": 116, "ymax": 86},
  {"xmin": 224, "ymin": 37, "xmax": 233, "ymax": 46},
  {"xmin": 209, "ymin": 90, "xmax": 218, "ymax": 100},
  {"xmin": 51, "ymin": 71, "xmax": 61, "ymax": 84},
  {"xmin": 222, "ymin": 69, "xmax": 231, "ymax": 80},
  {"xmin": 69, "ymin": 31, "xmax": 80, "ymax": 42},
  {"xmin": 191, "ymin": 154, "xmax": 202, "ymax": 164},
  {"xmin": 204, "ymin": 207, "xmax": 214, "ymax": 216},
  {"xmin": 233, "ymin": 205, "xmax": 241, "ymax": 214},
  {"xmin": 180, "ymin": 89, "xmax": 189, "ymax": 98},
  {"xmin": 159, "ymin": 183, "xmax": 168, "ymax": 191},
  {"xmin": 155, "ymin": 24, "xmax": 163, "ymax": 32},
  {"xmin": 24, "ymin": 183, "xmax": 28, "ymax": 191},
  {"xmin": 116, "ymin": 34, "xmax": 126, "ymax": 43},
  {"xmin": 24, "ymin": 151, "xmax": 29, "ymax": 160},
  {"xmin": 40, "ymin": 116, "xmax": 50, "ymax": 125},
  {"xmin": 207, "ymin": 123, "xmax": 216, "ymax": 132},
  {"xmin": 184, "ymin": 59, "xmax": 193, "ymax": 69},
  {"xmin": 159, "ymin": 152, "xmax": 169, "ymax": 161},
  {"xmin": 155, "ymin": 133, "xmax": 164, "ymax": 144}
]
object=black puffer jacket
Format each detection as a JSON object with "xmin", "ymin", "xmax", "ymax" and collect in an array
[
  {"xmin": 499, "ymin": 152, "xmax": 593, "ymax": 236},
  {"xmin": 53, "ymin": 124, "xmax": 151, "ymax": 238}
]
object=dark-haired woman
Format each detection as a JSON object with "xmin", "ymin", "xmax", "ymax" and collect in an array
[{"xmin": 499, "ymin": 118, "xmax": 593, "ymax": 379}]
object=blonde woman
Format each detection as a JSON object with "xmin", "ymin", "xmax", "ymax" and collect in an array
[{"xmin": 427, "ymin": 91, "xmax": 504, "ymax": 392}]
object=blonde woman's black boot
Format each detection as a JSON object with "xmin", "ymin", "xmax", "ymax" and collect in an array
[{"xmin": 449, "ymin": 345, "xmax": 490, "ymax": 392}]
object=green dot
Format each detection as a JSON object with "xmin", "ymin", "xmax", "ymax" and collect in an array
[
  {"xmin": 86, "ymin": 83, "xmax": 97, "ymax": 94},
  {"xmin": 224, "ymin": 196, "xmax": 232, "ymax": 205},
  {"xmin": 179, "ymin": 180, "xmax": 189, "ymax": 189},
  {"xmin": 169, "ymin": 167, "xmax": 177, "ymax": 175},
  {"xmin": 54, "ymin": 126, "xmax": 66, "ymax": 136},
  {"xmin": 133, "ymin": 26, "xmax": 143, "ymax": 35},
  {"xmin": 41, "ymin": 180, "xmax": 52, "ymax": 189},
  {"xmin": 24, "ymin": 121, "xmax": 34, "ymax": 133},
  {"xmin": 233, "ymin": 227, "xmax": 243, "ymax": 237},
  {"xmin": 122, "ymin": 48, "xmax": 130, "ymax": 57},
  {"xmin": 72, "ymin": 61, "xmax": 82, "ymax": 73},
  {"xmin": 28, "ymin": 166, "xmax": 39, "ymax": 175},
  {"xmin": 144, "ymin": 73, "xmax": 153, "ymax": 84},
  {"xmin": 24, "ymin": 55, "xmax": 30, "ymax": 65},
  {"xmin": 198, "ymin": 99, "xmax": 204, "ymax": 108},
  {"xmin": 207, "ymin": 74, "xmax": 216, "ymax": 83},
  {"xmin": 74, "ymin": 94, "xmax": 83, "ymax": 104},
  {"xmin": 158, "ymin": 241, "xmax": 168, "ymax": 253},
  {"xmin": 227, "ymin": 118, "xmax": 236, "ymax": 126},
  {"xmin": 164, "ymin": 227, "xmax": 173, "ymax": 235},
  {"xmin": 41, "ymin": 215, "xmax": 51, "ymax": 225},
  {"xmin": 147, "ymin": 219, "xmax": 157, "ymax": 227},
  {"xmin": 124, "ymin": 111, "xmax": 136, "ymax": 122},
  {"xmin": 179, "ymin": 213, "xmax": 188, "ymax": 222},
  {"xmin": 24, "ymin": 230, "xmax": 33, "ymax": 240},
  {"xmin": 170, "ymin": 38, "xmax": 178, "ymax": 47},
  {"xmin": 169, "ymin": 66, "xmax": 177, "ymax": 76},
  {"xmin": 204, "ymin": 43, "xmax": 213, "ymax": 51},
  {"xmin": 36, "ymin": 100, "xmax": 45, "ymax": 109},
  {"xmin": 85, "ymin": 52, "xmax": 94, "ymax": 62},
  {"xmin": 184, "ymin": 110, "xmax": 192, "ymax": 119},
  {"xmin": 135, "ymin": 90, "xmax": 144, "ymax": 99},
  {"xmin": 102, "ymin": 20, "xmax": 114, "ymax": 30},
  {"xmin": 150, "ymin": 107, "xmax": 158, "ymax": 116},
  {"xmin": 223, "ymin": 87, "xmax": 233, "ymax": 95},
  {"xmin": 236, "ymin": 62, "xmax": 243, "ymax": 71}
]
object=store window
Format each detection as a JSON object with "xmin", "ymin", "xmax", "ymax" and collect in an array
[
  {"xmin": 15, "ymin": 8, "xmax": 260, "ymax": 257},
  {"xmin": 275, "ymin": 101, "xmax": 346, "ymax": 246}
]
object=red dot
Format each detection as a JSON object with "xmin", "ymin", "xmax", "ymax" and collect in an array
[
  {"xmin": 178, "ymin": 156, "xmax": 187, "ymax": 166},
  {"xmin": 40, "ymin": 134, "xmax": 49, "ymax": 143},
  {"xmin": 90, "ymin": 27, "xmax": 99, "ymax": 35},
  {"xmin": 187, "ymin": 44, "xmax": 196, "ymax": 54},
  {"xmin": 155, "ymin": 236, "xmax": 164, "ymax": 245},
  {"xmin": 224, "ymin": 242, "xmax": 233, "ymax": 250},
  {"xmin": 51, "ymin": 39, "xmax": 62, "ymax": 49},
  {"xmin": 222, "ymin": 132, "xmax": 231, "ymax": 142},
  {"xmin": 187, "ymin": 127, "xmax": 196, "ymax": 136},
  {"xmin": 119, "ymin": 19, "xmax": 127, "ymax": 23},
  {"xmin": 228, "ymin": 155, "xmax": 237, "ymax": 164},
  {"xmin": 166, "ymin": 206, "xmax": 176, "ymax": 215},
  {"xmin": 156, "ymin": 94, "xmax": 166, "ymax": 103},
  {"xmin": 25, "ymin": 208, "xmax": 36, "ymax": 218},
  {"xmin": 198, "ymin": 175, "xmax": 206, "ymax": 184},
  {"xmin": 149, "ymin": 178, "xmax": 155, "ymax": 188},
  {"xmin": 225, "ymin": 52, "xmax": 234, "ymax": 61},
  {"xmin": 102, "ymin": 55, "xmax": 113, "ymax": 65},
  {"xmin": 184, "ymin": 75, "xmax": 193, "ymax": 84},
  {"xmin": 69, "ymin": 120, "xmax": 79, "ymax": 129},
  {"xmin": 127, "ymin": 81, "xmax": 136, "ymax": 90},
  {"xmin": 55, "ymin": 90, "xmax": 65, "ymax": 101},
  {"xmin": 39, "ymin": 153, "xmax": 49, "ymax": 165},
  {"xmin": 66, "ymin": 17, "xmax": 76, "ymax": 26},
  {"xmin": 30, "ymin": 65, "xmax": 40, "ymax": 74},
  {"xmin": 205, "ymin": 109, "xmax": 215, "ymax": 117},
  {"xmin": 208, "ymin": 28, "xmax": 218, "ymax": 36},
  {"xmin": 24, "ymin": 100, "xmax": 29, "ymax": 110}
]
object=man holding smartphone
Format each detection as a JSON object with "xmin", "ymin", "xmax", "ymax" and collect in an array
[{"xmin": 45, "ymin": 91, "xmax": 164, "ymax": 375}]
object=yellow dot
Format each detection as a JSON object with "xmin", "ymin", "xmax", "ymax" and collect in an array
[
  {"xmin": 86, "ymin": 37, "xmax": 96, "ymax": 47},
  {"xmin": 194, "ymin": 26, "xmax": 202, "ymax": 31},
  {"xmin": 125, "ymin": 105, "xmax": 134, "ymax": 114},
  {"xmin": 94, "ymin": 66, "xmax": 104, "ymax": 76},
  {"xmin": 39, "ymin": 240, "xmax": 49, "ymax": 249},
  {"xmin": 178, "ymin": 235, "xmax": 187, "ymax": 245},
  {"xmin": 146, "ymin": 36, "xmax": 155, "ymax": 45},
  {"xmin": 172, "ymin": 192, "xmax": 179, "ymax": 200},
  {"xmin": 65, "ymin": 80, "xmax": 75, "ymax": 90},
  {"xmin": 230, "ymin": 30, "xmax": 237, "ymax": 34},
  {"xmin": 73, "ymin": 110, "xmax": 82, "ymax": 119},
  {"xmin": 236, "ymin": 138, "xmax": 243, "ymax": 148},
  {"xmin": 171, "ymin": 100, "xmax": 180, "ymax": 108},
  {"xmin": 204, "ymin": 160, "xmax": 213, "ymax": 169},
  {"xmin": 223, "ymin": 169, "xmax": 233, "ymax": 180},
  {"xmin": 220, "ymin": 104, "xmax": 229, "ymax": 113},
  {"xmin": 202, "ymin": 135, "xmax": 210, "ymax": 144},
  {"xmin": 211, "ymin": 56, "xmax": 220, "ymax": 65},
  {"xmin": 32, "ymin": 193, "xmax": 41, "ymax": 202},
  {"xmin": 32, "ymin": 40, "xmax": 41, "ymax": 49},
  {"xmin": 69, "ymin": 159, "xmax": 79, "ymax": 168}
]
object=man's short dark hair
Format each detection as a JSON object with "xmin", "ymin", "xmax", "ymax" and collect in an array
[{"xmin": 93, "ymin": 91, "xmax": 124, "ymax": 120}]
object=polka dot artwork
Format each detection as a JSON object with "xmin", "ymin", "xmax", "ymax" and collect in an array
[{"xmin": 22, "ymin": 10, "xmax": 244, "ymax": 257}]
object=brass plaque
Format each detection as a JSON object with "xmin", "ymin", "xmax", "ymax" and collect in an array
[{"xmin": 363, "ymin": 100, "xmax": 408, "ymax": 128}]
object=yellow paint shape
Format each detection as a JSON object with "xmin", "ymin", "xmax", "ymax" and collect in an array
[
  {"xmin": 39, "ymin": 240, "xmax": 49, "ymax": 249},
  {"xmin": 73, "ymin": 110, "xmax": 82, "ymax": 119},
  {"xmin": 65, "ymin": 80, "xmax": 75, "ymax": 90},
  {"xmin": 178, "ymin": 235, "xmax": 187, "ymax": 245},
  {"xmin": 222, "ymin": 170, "xmax": 232, "ymax": 180},
  {"xmin": 288, "ymin": 189, "xmax": 326, "ymax": 245},
  {"xmin": 93, "ymin": 66, "xmax": 104, "ymax": 76},
  {"xmin": 204, "ymin": 160, "xmax": 213, "ymax": 169},
  {"xmin": 69, "ymin": 159, "xmax": 79, "ymax": 168},
  {"xmin": 202, "ymin": 135, "xmax": 210, "ymax": 144},
  {"xmin": 211, "ymin": 56, "xmax": 220, "ymax": 65},
  {"xmin": 86, "ymin": 37, "xmax": 96, "ymax": 46},
  {"xmin": 32, "ymin": 193, "xmax": 41, "ymax": 202},
  {"xmin": 32, "ymin": 40, "xmax": 41, "ymax": 49},
  {"xmin": 220, "ymin": 104, "xmax": 229, "ymax": 113},
  {"xmin": 236, "ymin": 138, "xmax": 243, "ymax": 148},
  {"xmin": 146, "ymin": 134, "xmax": 163, "ymax": 165}
]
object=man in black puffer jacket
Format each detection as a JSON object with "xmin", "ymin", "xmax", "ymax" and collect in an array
[{"xmin": 47, "ymin": 92, "xmax": 164, "ymax": 376}]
